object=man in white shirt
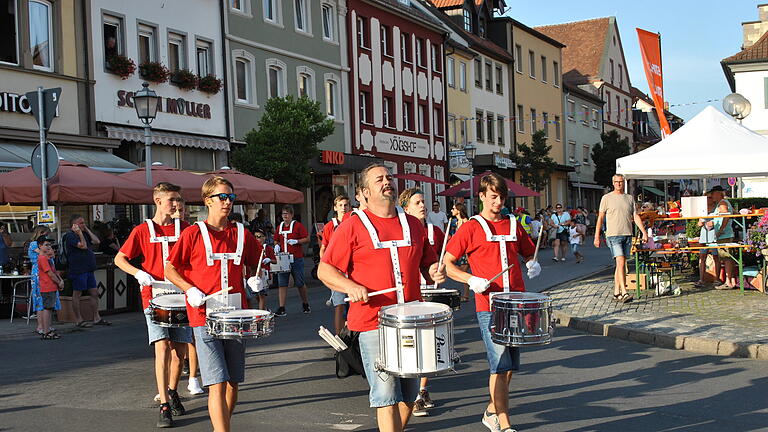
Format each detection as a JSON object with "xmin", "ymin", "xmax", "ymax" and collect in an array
[{"xmin": 426, "ymin": 201, "xmax": 449, "ymax": 229}]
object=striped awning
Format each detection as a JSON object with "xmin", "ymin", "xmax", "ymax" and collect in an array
[{"xmin": 104, "ymin": 125, "xmax": 230, "ymax": 151}]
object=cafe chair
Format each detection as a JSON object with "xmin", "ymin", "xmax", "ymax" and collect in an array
[{"xmin": 10, "ymin": 279, "xmax": 32, "ymax": 324}]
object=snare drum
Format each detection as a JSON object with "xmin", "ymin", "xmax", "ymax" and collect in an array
[
  {"xmin": 270, "ymin": 253, "xmax": 293, "ymax": 273},
  {"xmin": 490, "ymin": 292, "xmax": 554, "ymax": 347},
  {"xmin": 421, "ymin": 289, "xmax": 461, "ymax": 311},
  {"xmin": 206, "ymin": 309, "xmax": 275, "ymax": 339},
  {"xmin": 149, "ymin": 294, "xmax": 189, "ymax": 328},
  {"xmin": 376, "ymin": 301, "xmax": 457, "ymax": 377}
]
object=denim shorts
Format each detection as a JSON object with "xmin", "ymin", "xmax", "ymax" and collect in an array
[
  {"xmin": 606, "ymin": 235, "xmax": 632, "ymax": 258},
  {"xmin": 69, "ymin": 272, "xmax": 97, "ymax": 291},
  {"xmin": 330, "ymin": 290, "xmax": 346, "ymax": 307},
  {"xmin": 570, "ymin": 243, "xmax": 580, "ymax": 254},
  {"xmin": 477, "ymin": 311, "xmax": 520, "ymax": 374},
  {"xmin": 358, "ymin": 329, "xmax": 419, "ymax": 408},
  {"xmin": 144, "ymin": 314, "xmax": 193, "ymax": 346},
  {"xmin": 277, "ymin": 257, "xmax": 305, "ymax": 287},
  {"xmin": 193, "ymin": 326, "xmax": 246, "ymax": 387}
]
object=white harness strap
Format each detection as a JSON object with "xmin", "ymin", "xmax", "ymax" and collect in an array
[
  {"xmin": 279, "ymin": 220, "xmax": 297, "ymax": 251},
  {"xmin": 146, "ymin": 218, "xmax": 181, "ymax": 281},
  {"xmin": 471, "ymin": 215, "xmax": 516, "ymax": 291},
  {"xmin": 353, "ymin": 207, "xmax": 411, "ymax": 304},
  {"xmin": 420, "ymin": 223, "xmax": 436, "ymax": 288},
  {"xmin": 332, "ymin": 218, "xmax": 340, "ymax": 228},
  {"xmin": 196, "ymin": 221, "xmax": 245, "ymax": 306}
]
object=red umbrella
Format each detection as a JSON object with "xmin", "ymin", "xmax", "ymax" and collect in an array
[
  {"xmin": 206, "ymin": 168, "xmax": 304, "ymax": 204},
  {"xmin": 0, "ymin": 160, "xmax": 152, "ymax": 204},
  {"xmin": 119, "ymin": 164, "xmax": 210, "ymax": 203},
  {"xmin": 393, "ymin": 173, "xmax": 449, "ymax": 185},
  {"xmin": 438, "ymin": 171, "xmax": 540, "ymax": 198}
]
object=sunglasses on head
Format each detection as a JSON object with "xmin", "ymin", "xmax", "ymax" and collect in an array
[{"xmin": 208, "ymin": 193, "xmax": 237, "ymax": 202}]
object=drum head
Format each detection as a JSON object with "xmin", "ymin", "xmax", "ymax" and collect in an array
[
  {"xmin": 151, "ymin": 294, "xmax": 186, "ymax": 307},
  {"xmin": 381, "ymin": 301, "xmax": 451, "ymax": 322}
]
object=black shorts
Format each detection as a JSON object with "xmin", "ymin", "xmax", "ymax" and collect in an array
[
  {"xmin": 41, "ymin": 291, "xmax": 57, "ymax": 310},
  {"xmin": 556, "ymin": 231, "xmax": 570, "ymax": 242}
]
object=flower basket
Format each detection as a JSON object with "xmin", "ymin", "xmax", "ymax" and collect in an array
[
  {"xmin": 171, "ymin": 69, "xmax": 198, "ymax": 91},
  {"xmin": 745, "ymin": 214, "xmax": 768, "ymax": 257},
  {"xmin": 139, "ymin": 61, "xmax": 169, "ymax": 83},
  {"xmin": 107, "ymin": 54, "xmax": 136, "ymax": 79},
  {"xmin": 197, "ymin": 74, "xmax": 223, "ymax": 94}
]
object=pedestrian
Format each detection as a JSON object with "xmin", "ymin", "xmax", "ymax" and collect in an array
[
  {"xmin": 450, "ymin": 202, "xmax": 471, "ymax": 301},
  {"xmin": 0, "ymin": 222, "xmax": 12, "ymax": 269},
  {"xmin": 550, "ymin": 204, "xmax": 571, "ymax": 261},
  {"xmin": 568, "ymin": 220, "xmax": 585, "ymax": 263},
  {"xmin": 709, "ymin": 186, "xmax": 737, "ymax": 289},
  {"xmin": 63, "ymin": 214, "xmax": 110, "ymax": 327},
  {"xmin": 443, "ymin": 172, "xmax": 540, "ymax": 432},
  {"xmin": 273, "ymin": 204, "xmax": 310, "ymax": 316},
  {"xmin": 36, "ymin": 238, "xmax": 63, "ymax": 340},
  {"xmin": 593, "ymin": 174, "xmax": 648, "ymax": 303},
  {"xmin": 514, "ymin": 207, "xmax": 532, "ymax": 235},
  {"xmin": 114, "ymin": 182, "xmax": 192, "ymax": 427},
  {"xmin": 318, "ymin": 163, "xmax": 445, "ymax": 432},
  {"xmin": 530, "ymin": 214, "xmax": 543, "ymax": 244},
  {"xmin": 26, "ymin": 225, "xmax": 55, "ymax": 335},
  {"xmin": 250, "ymin": 229, "xmax": 275, "ymax": 311},
  {"xmin": 165, "ymin": 176, "xmax": 263, "ymax": 432},
  {"xmin": 426, "ymin": 200, "xmax": 449, "ymax": 229},
  {"xmin": 249, "ymin": 208, "xmax": 274, "ymax": 245}
]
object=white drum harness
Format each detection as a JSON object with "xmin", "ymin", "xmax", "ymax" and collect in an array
[
  {"xmin": 471, "ymin": 215, "xmax": 517, "ymax": 292},
  {"xmin": 146, "ymin": 218, "xmax": 181, "ymax": 281},
  {"xmin": 420, "ymin": 223, "xmax": 435, "ymax": 289},
  {"xmin": 278, "ymin": 220, "xmax": 297, "ymax": 252},
  {"xmin": 195, "ymin": 221, "xmax": 245, "ymax": 310}
]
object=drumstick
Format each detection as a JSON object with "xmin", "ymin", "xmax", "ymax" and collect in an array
[
  {"xmin": 433, "ymin": 218, "xmax": 453, "ymax": 290},
  {"xmin": 253, "ymin": 244, "xmax": 267, "ymax": 276},
  {"xmin": 344, "ymin": 286, "xmax": 399, "ymax": 302},
  {"xmin": 201, "ymin": 287, "xmax": 232, "ymax": 303},
  {"xmin": 486, "ymin": 263, "xmax": 515, "ymax": 287},
  {"xmin": 532, "ymin": 223, "xmax": 545, "ymax": 263}
]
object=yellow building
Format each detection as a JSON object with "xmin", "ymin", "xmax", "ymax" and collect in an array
[{"xmin": 444, "ymin": 39, "xmax": 475, "ymax": 179}]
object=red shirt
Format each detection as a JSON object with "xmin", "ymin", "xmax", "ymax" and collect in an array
[
  {"xmin": 321, "ymin": 218, "xmax": 343, "ymax": 248},
  {"xmin": 274, "ymin": 220, "xmax": 308, "ymax": 258},
  {"xmin": 322, "ymin": 209, "xmax": 437, "ymax": 332},
  {"xmin": 119, "ymin": 220, "xmax": 191, "ymax": 309},
  {"xmin": 446, "ymin": 216, "xmax": 536, "ymax": 312},
  {"xmin": 425, "ymin": 223, "xmax": 445, "ymax": 258},
  {"xmin": 167, "ymin": 222, "xmax": 262, "ymax": 327},
  {"xmin": 38, "ymin": 255, "xmax": 58, "ymax": 292}
]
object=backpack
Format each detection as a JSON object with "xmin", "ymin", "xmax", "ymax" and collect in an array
[{"xmin": 55, "ymin": 233, "xmax": 69, "ymax": 270}]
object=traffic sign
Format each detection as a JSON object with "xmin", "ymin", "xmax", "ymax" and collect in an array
[
  {"xmin": 25, "ymin": 87, "xmax": 61, "ymax": 131},
  {"xmin": 448, "ymin": 150, "xmax": 466, "ymax": 157},
  {"xmin": 31, "ymin": 141, "xmax": 60, "ymax": 179},
  {"xmin": 727, "ymin": 177, "xmax": 737, "ymax": 187}
]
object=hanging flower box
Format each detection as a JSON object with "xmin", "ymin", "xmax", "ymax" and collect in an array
[
  {"xmin": 170, "ymin": 69, "xmax": 198, "ymax": 91},
  {"xmin": 197, "ymin": 74, "xmax": 223, "ymax": 94},
  {"xmin": 139, "ymin": 61, "xmax": 170, "ymax": 83},
  {"xmin": 106, "ymin": 55, "xmax": 136, "ymax": 79}
]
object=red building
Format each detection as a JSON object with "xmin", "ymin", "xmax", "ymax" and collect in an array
[{"xmin": 347, "ymin": 0, "xmax": 449, "ymax": 205}]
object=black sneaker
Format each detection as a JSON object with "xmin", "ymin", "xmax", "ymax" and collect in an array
[
  {"xmin": 168, "ymin": 389, "xmax": 185, "ymax": 416},
  {"xmin": 157, "ymin": 403, "xmax": 173, "ymax": 428},
  {"xmin": 275, "ymin": 307, "xmax": 287, "ymax": 317},
  {"xmin": 302, "ymin": 303, "xmax": 311, "ymax": 314},
  {"xmin": 182, "ymin": 359, "xmax": 190, "ymax": 375}
]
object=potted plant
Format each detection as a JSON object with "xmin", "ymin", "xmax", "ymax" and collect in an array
[
  {"xmin": 197, "ymin": 74, "xmax": 223, "ymax": 94},
  {"xmin": 745, "ymin": 214, "xmax": 768, "ymax": 257},
  {"xmin": 107, "ymin": 54, "xmax": 136, "ymax": 79},
  {"xmin": 139, "ymin": 61, "xmax": 169, "ymax": 83},
  {"xmin": 171, "ymin": 68, "xmax": 198, "ymax": 90}
]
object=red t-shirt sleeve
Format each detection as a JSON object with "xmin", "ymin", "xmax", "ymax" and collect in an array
[
  {"xmin": 119, "ymin": 224, "xmax": 145, "ymax": 260},
  {"xmin": 321, "ymin": 219, "xmax": 353, "ymax": 273},
  {"xmin": 446, "ymin": 221, "xmax": 472, "ymax": 260},
  {"xmin": 321, "ymin": 221, "xmax": 335, "ymax": 247}
]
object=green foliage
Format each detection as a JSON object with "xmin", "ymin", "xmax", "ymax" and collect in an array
[
  {"xmin": 591, "ymin": 130, "xmax": 630, "ymax": 187},
  {"xmin": 510, "ymin": 130, "xmax": 557, "ymax": 192},
  {"xmin": 231, "ymin": 96, "xmax": 334, "ymax": 190},
  {"xmin": 685, "ymin": 219, "xmax": 699, "ymax": 239}
]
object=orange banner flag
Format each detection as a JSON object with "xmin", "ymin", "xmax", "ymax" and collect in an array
[{"xmin": 637, "ymin": 28, "xmax": 672, "ymax": 137}]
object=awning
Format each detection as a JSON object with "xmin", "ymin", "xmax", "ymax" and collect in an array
[
  {"xmin": 450, "ymin": 173, "xmax": 470, "ymax": 182},
  {"xmin": 0, "ymin": 143, "xmax": 138, "ymax": 173},
  {"xmin": 105, "ymin": 125, "xmax": 230, "ymax": 151},
  {"xmin": 642, "ymin": 186, "xmax": 666, "ymax": 197}
]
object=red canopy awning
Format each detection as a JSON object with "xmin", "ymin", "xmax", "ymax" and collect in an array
[
  {"xmin": 438, "ymin": 171, "xmax": 540, "ymax": 198},
  {"xmin": 206, "ymin": 168, "xmax": 304, "ymax": 204},
  {"xmin": 119, "ymin": 165, "xmax": 210, "ymax": 203},
  {"xmin": 0, "ymin": 161, "xmax": 152, "ymax": 204},
  {"xmin": 393, "ymin": 173, "xmax": 449, "ymax": 185}
]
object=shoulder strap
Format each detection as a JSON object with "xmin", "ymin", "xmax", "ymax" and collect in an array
[{"xmin": 196, "ymin": 222, "xmax": 214, "ymax": 266}]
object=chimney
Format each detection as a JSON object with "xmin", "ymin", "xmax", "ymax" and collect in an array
[{"xmin": 743, "ymin": 4, "xmax": 768, "ymax": 49}]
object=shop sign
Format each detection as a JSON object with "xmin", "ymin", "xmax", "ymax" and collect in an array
[
  {"xmin": 375, "ymin": 132, "xmax": 429, "ymax": 159},
  {"xmin": 0, "ymin": 91, "xmax": 34, "ymax": 114},
  {"xmin": 321, "ymin": 150, "xmax": 345, "ymax": 165},
  {"xmin": 116, "ymin": 90, "xmax": 212, "ymax": 119},
  {"xmin": 494, "ymin": 155, "xmax": 515, "ymax": 169},
  {"xmin": 332, "ymin": 175, "xmax": 349, "ymax": 186},
  {"xmin": 36, "ymin": 209, "xmax": 55, "ymax": 225},
  {"xmin": 92, "ymin": 205, "xmax": 105, "ymax": 222}
]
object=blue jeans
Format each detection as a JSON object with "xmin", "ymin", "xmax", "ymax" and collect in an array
[
  {"xmin": 477, "ymin": 311, "xmax": 520, "ymax": 374},
  {"xmin": 606, "ymin": 235, "xmax": 632, "ymax": 258},
  {"xmin": 358, "ymin": 329, "xmax": 419, "ymax": 407},
  {"xmin": 277, "ymin": 257, "xmax": 305, "ymax": 287},
  {"xmin": 144, "ymin": 314, "xmax": 192, "ymax": 345},
  {"xmin": 192, "ymin": 326, "xmax": 246, "ymax": 387}
]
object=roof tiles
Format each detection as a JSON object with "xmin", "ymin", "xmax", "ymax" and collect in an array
[
  {"xmin": 535, "ymin": 17, "xmax": 610, "ymax": 85},
  {"xmin": 722, "ymin": 30, "xmax": 768, "ymax": 63}
]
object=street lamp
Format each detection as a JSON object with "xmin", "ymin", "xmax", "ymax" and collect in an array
[
  {"xmin": 464, "ymin": 143, "xmax": 476, "ymax": 216},
  {"xmin": 132, "ymin": 82, "xmax": 160, "ymax": 186},
  {"xmin": 722, "ymin": 93, "xmax": 751, "ymax": 122}
]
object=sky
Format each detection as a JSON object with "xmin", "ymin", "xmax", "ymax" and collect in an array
[{"xmin": 503, "ymin": 0, "xmax": 758, "ymax": 122}]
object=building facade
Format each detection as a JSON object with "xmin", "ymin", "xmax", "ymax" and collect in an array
[
  {"xmin": 563, "ymin": 83, "xmax": 603, "ymax": 210},
  {"xmin": 443, "ymin": 35, "xmax": 474, "ymax": 181}
]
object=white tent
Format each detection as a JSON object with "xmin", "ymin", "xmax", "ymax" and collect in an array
[{"xmin": 616, "ymin": 105, "xmax": 768, "ymax": 179}]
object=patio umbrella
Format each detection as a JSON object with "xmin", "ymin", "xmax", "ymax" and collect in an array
[
  {"xmin": 0, "ymin": 160, "xmax": 152, "ymax": 204},
  {"xmin": 118, "ymin": 164, "xmax": 210, "ymax": 203},
  {"xmin": 438, "ymin": 171, "xmax": 540, "ymax": 198},
  {"xmin": 393, "ymin": 173, "xmax": 449, "ymax": 185},
  {"xmin": 206, "ymin": 168, "xmax": 304, "ymax": 204}
]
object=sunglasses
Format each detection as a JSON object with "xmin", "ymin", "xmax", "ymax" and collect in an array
[
  {"xmin": 254, "ymin": 234, "xmax": 265, "ymax": 239},
  {"xmin": 208, "ymin": 193, "xmax": 237, "ymax": 202}
]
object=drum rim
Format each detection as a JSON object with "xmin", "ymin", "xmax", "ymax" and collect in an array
[
  {"xmin": 208, "ymin": 309, "xmax": 273, "ymax": 319},
  {"xmin": 379, "ymin": 301, "xmax": 452, "ymax": 322},
  {"xmin": 491, "ymin": 292, "xmax": 551, "ymax": 302}
]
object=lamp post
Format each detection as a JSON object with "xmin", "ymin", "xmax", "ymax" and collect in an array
[
  {"xmin": 464, "ymin": 143, "xmax": 476, "ymax": 216},
  {"xmin": 132, "ymin": 82, "xmax": 160, "ymax": 186}
]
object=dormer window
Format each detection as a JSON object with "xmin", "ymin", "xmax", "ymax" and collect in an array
[
  {"xmin": 463, "ymin": 8, "xmax": 471, "ymax": 32},
  {"xmin": 479, "ymin": 17, "xmax": 486, "ymax": 38}
]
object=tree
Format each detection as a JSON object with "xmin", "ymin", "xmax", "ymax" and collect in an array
[
  {"xmin": 230, "ymin": 95, "xmax": 335, "ymax": 190},
  {"xmin": 510, "ymin": 129, "xmax": 557, "ymax": 192},
  {"xmin": 591, "ymin": 130, "xmax": 630, "ymax": 187}
]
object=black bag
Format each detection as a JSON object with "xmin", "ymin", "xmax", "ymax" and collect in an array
[
  {"xmin": 55, "ymin": 233, "xmax": 69, "ymax": 270},
  {"xmin": 334, "ymin": 326, "xmax": 366, "ymax": 379}
]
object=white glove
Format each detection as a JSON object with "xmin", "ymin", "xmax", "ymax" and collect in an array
[
  {"xmin": 526, "ymin": 261, "xmax": 541, "ymax": 279},
  {"xmin": 134, "ymin": 270, "xmax": 155, "ymax": 287},
  {"xmin": 247, "ymin": 276, "xmax": 263, "ymax": 293},
  {"xmin": 287, "ymin": 239, "xmax": 299, "ymax": 245},
  {"xmin": 186, "ymin": 287, "xmax": 206, "ymax": 307},
  {"xmin": 468, "ymin": 276, "xmax": 490, "ymax": 294},
  {"xmin": 274, "ymin": 245, "xmax": 281, "ymax": 254},
  {"xmin": 262, "ymin": 257, "xmax": 271, "ymax": 265}
]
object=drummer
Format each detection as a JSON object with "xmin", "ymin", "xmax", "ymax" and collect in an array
[
  {"xmin": 273, "ymin": 204, "xmax": 310, "ymax": 317},
  {"xmin": 443, "ymin": 173, "xmax": 541, "ymax": 432},
  {"xmin": 319, "ymin": 163, "xmax": 445, "ymax": 432},
  {"xmin": 114, "ymin": 182, "xmax": 192, "ymax": 428},
  {"xmin": 319, "ymin": 194, "xmax": 352, "ymax": 334},
  {"xmin": 398, "ymin": 186, "xmax": 444, "ymax": 417},
  {"xmin": 164, "ymin": 176, "xmax": 262, "ymax": 432}
]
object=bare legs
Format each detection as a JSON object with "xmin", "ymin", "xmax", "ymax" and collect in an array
[
  {"xmin": 154, "ymin": 340, "xmax": 186, "ymax": 404},
  {"xmin": 614, "ymin": 255, "xmax": 628, "ymax": 296},
  {"xmin": 208, "ymin": 382, "xmax": 238, "ymax": 432},
  {"xmin": 487, "ymin": 371, "xmax": 514, "ymax": 429},
  {"xmin": 376, "ymin": 402, "xmax": 414, "ymax": 432}
]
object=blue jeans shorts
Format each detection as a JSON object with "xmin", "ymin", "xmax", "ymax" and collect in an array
[
  {"xmin": 144, "ymin": 314, "xmax": 192, "ymax": 346},
  {"xmin": 192, "ymin": 326, "xmax": 246, "ymax": 387},
  {"xmin": 570, "ymin": 243, "xmax": 580, "ymax": 254},
  {"xmin": 477, "ymin": 311, "xmax": 521, "ymax": 374},
  {"xmin": 606, "ymin": 235, "xmax": 632, "ymax": 258},
  {"xmin": 69, "ymin": 272, "xmax": 97, "ymax": 291},
  {"xmin": 330, "ymin": 290, "xmax": 346, "ymax": 307},
  {"xmin": 358, "ymin": 329, "xmax": 419, "ymax": 408},
  {"xmin": 277, "ymin": 257, "xmax": 305, "ymax": 287}
]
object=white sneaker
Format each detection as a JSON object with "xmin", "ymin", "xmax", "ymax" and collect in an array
[
  {"xmin": 153, "ymin": 393, "xmax": 160, "ymax": 402},
  {"xmin": 187, "ymin": 377, "xmax": 204, "ymax": 395},
  {"xmin": 482, "ymin": 410, "xmax": 502, "ymax": 432}
]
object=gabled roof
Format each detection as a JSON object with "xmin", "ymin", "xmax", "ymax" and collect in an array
[
  {"xmin": 369, "ymin": 0, "xmax": 446, "ymax": 33},
  {"xmin": 424, "ymin": 0, "xmax": 512, "ymax": 61},
  {"xmin": 564, "ymin": 83, "xmax": 603, "ymax": 105},
  {"xmin": 430, "ymin": 0, "xmax": 464, "ymax": 8},
  {"xmin": 722, "ymin": 30, "xmax": 768, "ymax": 64},
  {"xmin": 534, "ymin": 17, "xmax": 610, "ymax": 85}
]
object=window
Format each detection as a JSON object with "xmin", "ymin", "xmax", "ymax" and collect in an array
[
  {"xmin": 553, "ymin": 61, "xmax": 560, "ymax": 87},
  {"xmin": 383, "ymin": 97, "xmax": 392, "ymax": 127},
  {"xmin": 167, "ymin": 32, "xmax": 186, "ymax": 72},
  {"xmin": 138, "ymin": 25, "xmax": 156, "ymax": 65},
  {"xmin": 196, "ymin": 39, "xmax": 212, "ymax": 76},
  {"xmin": 583, "ymin": 145, "xmax": 590, "ymax": 164},
  {"xmin": 581, "ymin": 105, "xmax": 588, "ymax": 124},
  {"xmin": 474, "ymin": 58, "xmax": 482, "ymax": 88},
  {"xmin": 486, "ymin": 113, "xmax": 494, "ymax": 143},
  {"xmin": 606, "ymin": 91, "xmax": 611, "ymax": 121},
  {"xmin": 516, "ymin": 104, "xmax": 524, "ymax": 132},
  {"xmin": 542, "ymin": 112, "xmax": 549, "ymax": 137},
  {"xmin": 298, "ymin": 73, "xmax": 310, "ymax": 98},
  {"xmin": 475, "ymin": 110, "xmax": 484, "ymax": 142},
  {"xmin": 485, "ymin": 62, "xmax": 492, "ymax": 91},
  {"xmin": 618, "ymin": 64, "xmax": 623, "ymax": 88},
  {"xmin": 459, "ymin": 117, "xmax": 467, "ymax": 145},
  {"xmin": 181, "ymin": 148, "xmax": 215, "ymax": 172},
  {"xmin": 592, "ymin": 109, "xmax": 599, "ymax": 128},
  {"xmin": 528, "ymin": 50, "xmax": 535, "ymax": 78},
  {"xmin": 541, "ymin": 56, "xmax": 547, "ymax": 82},
  {"xmin": 459, "ymin": 62, "xmax": 467, "ymax": 91},
  {"xmin": 514, "ymin": 44, "xmax": 522, "ymax": 73},
  {"xmin": 616, "ymin": 95, "xmax": 620, "ymax": 124},
  {"xmin": 0, "ymin": 0, "xmax": 17, "ymax": 65},
  {"xmin": 418, "ymin": 104, "xmax": 429, "ymax": 134},
  {"xmin": 609, "ymin": 59, "xmax": 614, "ymax": 84},
  {"xmin": 434, "ymin": 108, "xmax": 442, "ymax": 136},
  {"xmin": 360, "ymin": 91, "xmax": 371, "ymax": 123},
  {"xmin": 263, "ymin": 0, "xmax": 281, "ymax": 24},
  {"xmin": 324, "ymin": 77, "xmax": 339, "ymax": 118},
  {"xmin": 268, "ymin": 64, "xmax": 284, "ymax": 98},
  {"xmin": 447, "ymin": 57, "xmax": 455, "ymax": 87},
  {"xmin": 416, "ymin": 38, "xmax": 425, "ymax": 67},
  {"xmin": 624, "ymin": 99, "xmax": 629, "ymax": 127},
  {"xmin": 495, "ymin": 65, "xmax": 503, "ymax": 94},
  {"xmin": 568, "ymin": 141, "xmax": 576, "ymax": 162},
  {"xmin": 463, "ymin": 8, "xmax": 471, "ymax": 31},
  {"xmin": 231, "ymin": 0, "xmax": 245, "ymax": 12},
  {"xmin": 400, "ymin": 32, "xmax": 411, "ymax": 62},
  {"xmin": 447, "ymin": 114, "xmax": 456, "ymax": 145},
  {"xmin": 479, "ymin": 17, "xmax": 486, "ymax": 38},
  {"xmin": 102, "ymin": 14, "xmax": 122, "ymax": 65},
  {"xmin": 497, "ymin": 115, "xmax": 504, "ymax": 145},
  {"xmin": 294, "ymin": 0, "xmax": 309, "ymax": 33},
  {"xmin": 380, "ymin": 25, "xmax": 391, "ymax": 56},
  {"xmin": 554, "ymin": 115, "xmax": 561, "ymax": 141},
  {"xmin": 567, "ymin": 100, "xmax": 575, "ymax": 121},
  {"xmin": 431, "ymin": 44, "xmax": 440, "ymax": 72},
  {"xmin": 321, "ymin": 4, "xmax": 335, "ymax": 41},
  {"xmin": 234, "ymin": 57, "xmax": 251, "ymax": 103},
  {"xmin": 530, "ymin": 108, "xmax": 536, "ymax": 133},
  {"xmin": 403, "ymin": 101, "xmax": 413, "ymax": 130},
  {"xmin": 357, "ymin": 16, "xmax": 368, "ymax": 48}
]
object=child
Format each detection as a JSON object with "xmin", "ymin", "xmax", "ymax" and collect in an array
[
  {"xmin": 568, "ymin": 220, "xmax": 585, "ymax": 263},
  {"xmin": 250, "ymin": 229, "xmax": 275, "ymax": 311},
  {"xmin": 37, "ymin": 238, "xmax": 64, "ymax": 339}
]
